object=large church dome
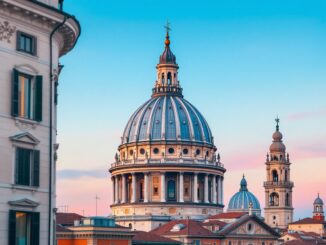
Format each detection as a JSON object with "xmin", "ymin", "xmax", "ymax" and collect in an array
[
  {"xmin": 122, "ymin": 96, "xmax": 213, "ymax": 145},
  {"xmin": 110, "ymin": 28, "xmax": 226, "ymax": 231}
]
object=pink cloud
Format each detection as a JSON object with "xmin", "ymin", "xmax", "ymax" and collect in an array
[{"xmin": 286, "ymin": 108, "xmax": 326, "ymax": 121}]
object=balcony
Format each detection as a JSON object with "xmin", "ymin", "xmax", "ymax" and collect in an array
[
  {"xmin": 110, "ymin": 157, "xmax": 225, "ymax": 170},
  {"xmin": 264, "ymin": 181, "xmax": 294, "ymax": 188}
]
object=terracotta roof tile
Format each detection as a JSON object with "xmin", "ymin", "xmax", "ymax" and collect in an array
[
  {"xmin": 290, "ymin": 218, "xmax": 326, "ymax": 225},
  {"xmin": 56, "ymin": 212, "xmax": 84, "ymax": 226},
  {"xmin": 151, "ymin": 219, "xmax": 215, "ymax": 237},
  {"xmin": 133, "ymin": 231, "xmax": 181, "ymax": 244},
  {"xmin": 56, "ymin": 224, "xmax": 72, "ymax": 233},
  {"xmin": 208, "ymin": 212, "xmax": 247, "ymax": 220}
]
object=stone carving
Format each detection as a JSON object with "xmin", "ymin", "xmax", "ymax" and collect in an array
[{"xmin": 0, "ymin": 21, "xmax": 16, "ymax": 43}]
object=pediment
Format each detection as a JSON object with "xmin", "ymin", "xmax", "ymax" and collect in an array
[
  {"xmin": 230, "ymin": 220, "xmax": 270, "ymax": 235},
  {"xmin": 8, "ymin": 198, "xmax": 40, "ymax": 208},
  {"xmin": 10, "ymin": 132, "xmax": 40, "ymax": 145}
]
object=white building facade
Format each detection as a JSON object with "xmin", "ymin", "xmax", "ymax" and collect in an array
[{"xmin": 0, "ymin": 0, "xmax": 80, "ymax": 244}]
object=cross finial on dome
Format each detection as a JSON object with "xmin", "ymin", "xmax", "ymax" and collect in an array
[
  {"xmin": 275, "ymin": 116, "xmax": 280, "ymax": 131},
  {"xmin": 164, "ymin": 21, "xmax": 171, "ymax": 46}
]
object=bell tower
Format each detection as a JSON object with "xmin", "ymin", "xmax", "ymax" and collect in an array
[
  {"xmin": 313, "ymin": 194, "xmax": 324, "ymax": 221},
  {"xmin": 264, "ymin": 118, "xmax": 294, "ymax": 229}
]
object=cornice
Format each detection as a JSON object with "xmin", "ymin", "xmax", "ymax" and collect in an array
[{"xmin": 0, "ymin": 0, "xmax": 80, "ymax": 56}]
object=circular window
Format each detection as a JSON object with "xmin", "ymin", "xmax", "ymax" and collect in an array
[
  {"xmin": 168, "ymin": 148, "xmax": 175, "ymax": 154},
  {"xmin": 196, "ymin": 149, "xmax": 201, "ymax": 155},
  {"xmin": 129, "ymin": 150, "xmax": 134, "ymax": 156},
  {"xmin": 140, "ymin": 148, "xmax": 145, "ymax": 155},
  {"xmin": 183, "ymin": 148, "xmax": 189, "ymax": 155},
  {"xmin": 247, "ymin": 222, "xmax": 254, "ymax": 233},
  {"xmin": 153, "ymin": 148, "xmax": 159, "ymax": 154}
]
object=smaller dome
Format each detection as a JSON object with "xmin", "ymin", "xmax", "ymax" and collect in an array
[
  {"xmin": 314, "ymin": 194, "xmax": 324, "ymax": 205},
  {"xmin": 272, "ymin": 131, "xmax": 283, "ymax": 141},
  {"xmin": 159, "ymin": 33, "xmax": 176, "ymax": 64},
  {"xmin": 269, "ymin": 142, "xmax": 286, "ymax": 152},
  {"xmin": 228, "ymin": 176, "xmax": 261, "ymax": 216}
]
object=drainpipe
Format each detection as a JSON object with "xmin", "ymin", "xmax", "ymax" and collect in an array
[{"xmin": 49, "ymin": 16, "xmax": 69, "ymax": 245}]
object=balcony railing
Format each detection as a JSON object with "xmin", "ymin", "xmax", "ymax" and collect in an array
[
  {"xmin": 110, "ymin": 158, "xmax": 224, "ymax": 169},
  {"xmin": 264, "ymin": 181, "xmax": 294, "ymax": 188}
]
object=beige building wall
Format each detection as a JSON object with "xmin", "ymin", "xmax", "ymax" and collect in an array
[{"xmin": 0, "ymin": 0, "xmax": 80, "ymax": 244}]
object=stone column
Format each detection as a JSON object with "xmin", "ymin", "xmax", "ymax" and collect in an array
[
  {"xmin": 179, "ymin": 172, "xmax": 184, "ymax": 202},
  {"xmin": 131, "ymin": 173, "xmax": 136, "ymax": 203},
  {"xmin": 204, "ymin": 174, "xmax": 209, "ymax": 203},
  {"xmin": 217, "ymin": 176, "xmax": 221, "ymax": 205},
  {"xmin": 160, "ymin": 172, "xmax": 166, "ymax": 202},
  {"xmin": 212, "ymin": 175, "xmax": 217, "ymax": 204},
  {"xmin": 114, "ymin": 176, "xmax": 119, "ymax": 204},
  {"xmin": 221, "ymin": 177, "xmax": 224, "ymax": 205},
  {"xmin": 122, "ymin": 174, "xmax": 126, "ymax": 203},
  {"xmin": 193, "ymin": 173, "xmax": 198, "ymax": 203},
  {"xmin": 144, "ymin": 172, "xmax": 149, "ymax": 203}
]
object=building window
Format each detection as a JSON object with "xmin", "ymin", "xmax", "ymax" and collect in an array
[
  {"xmin": 168, "ymin": 148, "xmax": 175, "ymax": 154},
  {"xmin": 153, "ymin": 148, "xmax": 159, "ymax": 154},
  {"xmin": 194, "ymin": 240, "xmax": 200, "ymax": 245},
  {"xmin": 12, "ymin": 69, "xmax": 42, "ymax": 121},
  {"xmin": 15, "ymin": 147, "xmax": 40, "ymax": 187},
  {"xmin": 269, "ymin": 192, "xmax": 279, "ymax": 206},
  {"xmin": 139, "ymin": 148, "xmax": 145, "ymax": 155},
  {"xmin": 183, "ymin": 148, "xmax": 189, "ymax": 155},
  {"xmin": 9, "ymin": 210, "xmax": 40, "ymax": 245},
  {"xmin": 17, "ymin": 31, "xmax": 37, "ymax": 55},
  {"xmin": 167, "ymin": 179, "xmax": 176, "ymax": 201}
]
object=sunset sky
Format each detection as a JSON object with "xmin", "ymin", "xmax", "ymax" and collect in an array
[{"xmin": 56, "ymin": 0, "xmax": 326, "ymax": 219}]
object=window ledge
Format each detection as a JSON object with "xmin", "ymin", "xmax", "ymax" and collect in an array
[
  {"xmin": 12, "ymin": 184, "xmax": 38, "ymax": 192},
  {"xmin": 16, "ymin": 50, "xmax": 39, "ymax": 59},
  {"xmin": 14, "ymin": 117, "xmax": 39, "ymax": 130}
]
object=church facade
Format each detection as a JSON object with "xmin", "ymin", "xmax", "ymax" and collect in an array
[{"xmin": 109, "ymin": 30, "xmax": 226, "ymax": 231}]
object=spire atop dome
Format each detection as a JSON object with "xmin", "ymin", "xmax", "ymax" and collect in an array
[
  {"xmin": 159, "ymin": 22, "xmax": 176, "ymax": 65},
  {"xmin": 153, "ymin": 24, "xmax": 182, "ymax": 97},
  {"xmin": 240, "ymin": 175, "xmax": 248, "ymax": 191},
  {"xmin": 275, "ymin": 116, "xmax": 280, "ymax": 131}
]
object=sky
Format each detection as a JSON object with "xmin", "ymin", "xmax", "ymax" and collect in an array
[{"xmin": 56, "ymin": 0, "xmax": 326, "ymax": 219}]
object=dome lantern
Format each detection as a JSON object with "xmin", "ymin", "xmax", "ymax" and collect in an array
[{"xmin": 153, "ymin": 23, "xmax": 182, "ymax": 98}]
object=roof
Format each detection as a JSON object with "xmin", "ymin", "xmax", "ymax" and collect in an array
[
  {"xmin": 208, "ymin": 212, "xmax": 247, "ymax": 220},
  {"xmin": 217, "ymin": 214, "xmax": 280, "ymax": 237},
  {"xmin": 201, "ymin": 220, "xmax": 227, "ymax": 228},
  {"xmin": 121, "ymin": 96, "xmax": 214, "ymax": 145},
  {"xmin": 56, "ymin": 224, "xmax": 72, "ymax": 233},
  {"xmin": 56, "ymin": 212, "xmax": 84, "ymax": 226},
  {"xmin": 283, "ymin": 231, "xmax": 326, "ymax": 244},
  {"xmin": 290, "ymin": 218, "xmax": 326, "ymax": 225},
  {"xmin": 151, "ymin": 219, "xmax": 216, "ymax": 237},
  {"xmin": 132, "ymin": 231, "xmax": 181, "ymax": 245}
]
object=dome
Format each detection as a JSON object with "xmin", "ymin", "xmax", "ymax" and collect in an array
[
  {"xmin": 122, "ymin": 96, "xmax": 213, "ymax": 145},
  {"xmin": 269, "ymin": 142, "xmax": 286, "ymax": 152},
  {"xmin": 314, "ymin": 194, "xmax": 324, "ymax": 205},
  {"xmin": 228, "ymin": 176, "xmax": 261, "ymax": 215},
  {"xmin": 159, "ymin": 32, "xmax": 176, "ymax": 64}
]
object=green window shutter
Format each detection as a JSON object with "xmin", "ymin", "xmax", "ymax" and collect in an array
[
  {"xmin": 8, "ymin": 210, "xmax": 16, "ymax": 245},
  {"xmin": 31, "ymin": 212, "xmax": 40, "ymax": 245},
  {"xmin": 11, "ymin": 69, "xmax": 19, "ymax": 117},
  {"xmin": 33, "ymin": 150, "xmax": 40, "ymax": 187},
  {"xmin": 16, "ymin": 148, "xmax": 31, "ymax": 186},
  {"xmin": 32, "ymin": 36, "xmax": 37, "ymax": 56},
  {"xmin": 34, "ymin": 75, "xmax": 43, "ymax": 122}
]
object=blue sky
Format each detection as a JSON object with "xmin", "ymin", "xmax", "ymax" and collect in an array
[{"xmin": 56, "ymin": 0, "xmax": 326, "ymax": 218}]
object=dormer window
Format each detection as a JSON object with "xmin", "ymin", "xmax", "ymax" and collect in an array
[{"xmin": 17, "ymin": 31, "xmax": 37, "ymax": 56}]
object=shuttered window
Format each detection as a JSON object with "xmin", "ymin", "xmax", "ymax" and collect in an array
[
  {"xmin": 8, "ymin": 210, "xmax": 40, "ymax": 245},
  {"xmin": 15, "ymin": 148, "xmax": 40, "ymax": 187},
  {"xmin": 11, "ymin": 69, "xmax": 42, "ymax": 121}
]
